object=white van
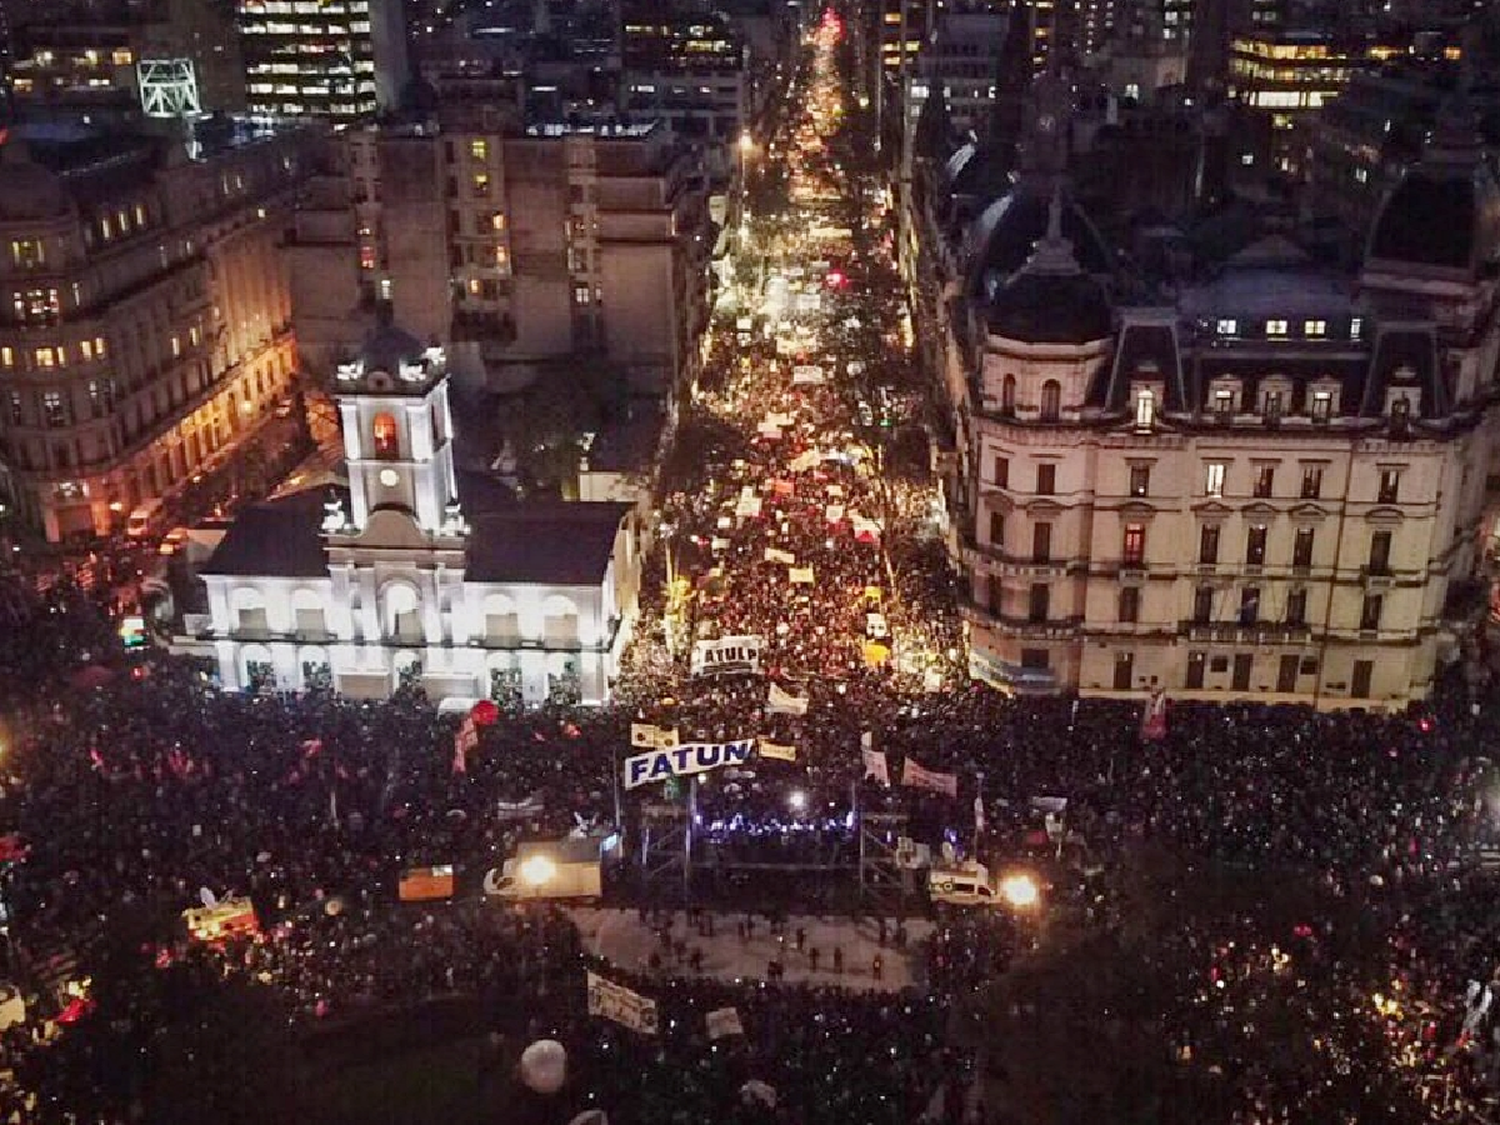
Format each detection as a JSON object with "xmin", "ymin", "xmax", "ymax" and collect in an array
[
  {"xmin": 126, "ymin": 498, "xmax": 166, "ymax": 539},
  {"xmin": 928, "ymin": 863, "xmax": 1000, "ymax": 907}
]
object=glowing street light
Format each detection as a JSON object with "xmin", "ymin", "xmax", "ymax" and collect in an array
[
  {"xmin": 788, "ymin": 790, "xmax": 807, "ymax": 813},
  {"xmin": 519, "ymin": 854, "xmax": 557, "ymax": 887},
  {"xmin": 739, "ymin": 131, "xmax": 755, "ymax": 155},
  {"xmin": 999, "ymin": 872, "xmax": 1040, "ymax": 909}
]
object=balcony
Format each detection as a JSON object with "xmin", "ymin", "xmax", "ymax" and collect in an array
[
  {"xmin": 1178, "ymin": 621, "xmax": 1312, "ymax": 645},
  {"xmin": 962, "ymin": 601, "xmax": 1082, "ymax": 639}
]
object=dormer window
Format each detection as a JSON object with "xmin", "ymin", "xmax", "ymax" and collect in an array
[
  {"xmin": 1212, "ymin": 387, "xmax": 1236, "ymax": 421},
  {"xmin": 1389, "ymin": 395, "xmax": 1412, "ymax": 425},
  {"xmin": 1350, "ymin": 317, "xmax": 1363, "ymax": 340},
  {"xmin": 1303, "ymin": 320, "xmax": 1326, "ymax": 337},
  {"xmin": 1309, "ymin": 383, "xmax": 1339, "ymax": 422},
  {"xmin": 1001, "ymin": 374, "xmax": 1016, "ymax": 417},
  {"xmin": 1262, "ymin": 388, "xmax": 1285, "ymax": 421},
  {"xmin": 1134, "ymin": 388, "xmax": 1155, "ymax": 429},
  {"xmin": 1216, "ymin": 318, "xmax": 1238, "ymax": 336},
  {"xmin": 1265, "ymin": 319, "xmax": 1288, "ymax": 337}
]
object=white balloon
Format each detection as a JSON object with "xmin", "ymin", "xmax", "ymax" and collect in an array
[
  {"xmin": 567, "ymin": 1113, "xmax": 608, "ymax": 1125},
  {"xmin": 519, "ymin": 1039, "xmax": 568, "ymax": 1095}
]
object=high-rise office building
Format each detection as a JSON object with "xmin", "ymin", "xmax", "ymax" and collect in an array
[{"xmin": 237, "ymin": 0, "xmax": 410, "ymax": 123}]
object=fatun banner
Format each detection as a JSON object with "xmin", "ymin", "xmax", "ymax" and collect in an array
[
  {"xmin": 624, "ymin": 739, "xmax": 756, "ymax": 790},
  {"xmin": 587, "ymin": 971, "xmax": 659, "ymax": 1034}
]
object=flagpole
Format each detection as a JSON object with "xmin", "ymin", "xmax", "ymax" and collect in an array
[{"xmin": 972, "ymin": 771, "xmax": 983, "ymax": 857}]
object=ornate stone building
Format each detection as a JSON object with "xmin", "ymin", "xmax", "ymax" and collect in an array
[{"xmin": 923, "ymin": 109, "xmax": 1500, "ymax": 710}]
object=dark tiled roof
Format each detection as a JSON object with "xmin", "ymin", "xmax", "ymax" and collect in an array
[
  {"xmin": 1363, "ymin": 325, "xmax": 1443, "ymax": 417},
  {"xmin": 986, "ymin": 270, "xmax": 1113, "ymax": 345},
  {"xmin": 970, "ymin": 190, "xmax": 1113, "ymax": 296},
  {"xmin": 1368, "ymin": 173, "xmax": 1477, "ymax": 269},
  {"xmin": 1094, "ymin": 320, "xmax": 1184, "ymax": 411},
  {"xmin": 465, "ymin": 502, "xmax": 631, "ymax": 585},
  {"xmin": 201, "ymin": 490, "xmax": 330, "ymax": 578}
]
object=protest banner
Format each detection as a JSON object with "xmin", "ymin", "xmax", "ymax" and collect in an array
[
  {"xmin": 901, "ymin": 759, "xmax": 958, "ymax": 797},
  {"xmin": 760, "ymin": 741, "xmax": 798, "ymax": 762},
  {"xmin": 706, "ymin": 1007, "xmax": 745, "ymax": 1039},
  {"xmin": 766, "ymin": 682, "xmax": 810, "ymax": 716},
  {"xmin": 587, "ymin": 971, "xmax": 659, "ymax": 1034},
  {"xmin": 624, "ymin": 739, "xmax": 756, "ymax": 789},
  {"xmin": 691, "ymin": 635, "xmax": 764, "ymax": 677}
]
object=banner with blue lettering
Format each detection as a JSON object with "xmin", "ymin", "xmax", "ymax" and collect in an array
[{"xmin": 624, "ymin": 739, "xmax": 757, "ymax": 790}]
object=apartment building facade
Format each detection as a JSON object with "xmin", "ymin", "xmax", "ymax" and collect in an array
[
  {"xmin": 0, "ymin": 120, "xmax": 317, "ymax": 542},
  {"xmin": 291, "ymin": 118, "xmax": 713, "ymax": 399}
]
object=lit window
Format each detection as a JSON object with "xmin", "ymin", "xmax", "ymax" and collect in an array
[
  {"xmin": 472, "ymin": 173, "xmax": 490, "ymax": 197},
  {"xmin": 42, "ymin": 390, "xmax": 65, "ymax": 426},
  {"xmin": 0, "ymin": 347, "xmax": 12, "ymax": 368},
  {"xmin": 189, "ymin": 326, "xmax": 201, "ymax": 347},
  {"xmin": 81, "ymin": 340, "xmax": 93, "ymax": 361},
  {"xmin": 1350, "ymin": 317, "xmax": 1363, "ymax": 340},
  {"xmin": 1134, "ymin": 389, "xmax": 1155, "ymax": 428},
  {"xmin": 1265, "ymin": 319, "xmax": 1288, "ymax": 336},
  {"xmin": 574, "ymin": 283, "xmax": 592, "ymax": 305},
  {"xmin": 490, "ymin": 212, "xmax": 507, "ymax": 232},
  {"xmin": 35, "ymin": 347, "xmax": 55, "ymax": 368},
  {"xmin": 1303, "ymin": 319, "xmax": 1326, "ymax": 337},
  {"xmin": 469, "ymin": 139, "xmax": 488, "ymax": 160},
  {"xmin": 1204, "ymin": 461, "xmax": 1226, "ymax": 497},
  {"xmin": 171, "ymin": 336, "xmax": 181, "ymax": 358},
  {"xmin": 494, "ymin": 245, "xmax": 509, "ymax": 271},
  {"xmin": 360, "ymin": 246, "xmax": 376, "ymax": 270},
  {"xmin": 468, "ymin": 278, "xmax": 482, "ymax": 296},
  {"xmin": 1310, "ymin": 390, "xmax": 1332, "ymax": 421},
  {"xmin": 94, "ymin": 336, "xmax": 107, "ymax": 358},
  {"xmin": 372, "ymin": 412, "xmax": 399, "ymax": 460},
  {"xmin": 1216, "ymin": 319, "xmax": 1237, "ymax": 335},
  {"xmin": 1213, "ymin": 388, "xmax": 1235, "ymax": 418}
]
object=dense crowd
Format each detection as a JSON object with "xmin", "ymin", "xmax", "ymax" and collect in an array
[{"xmin": 2, "ymin": 11, "xmax": 1500, "ymax": 1125}]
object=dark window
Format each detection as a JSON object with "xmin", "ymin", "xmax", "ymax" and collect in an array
[
  {"xmin": 1301, "ymin": 465, "xmax": 1323, "ymax": 499},
  {"xmin": 1231, "ymin": 653, "xmax": 1253, "ymax": 691},
  {"xmin": 1186, "ymin": 651, "xmax": 1206, "ymax": 689},
  {"xmin": 1285, "ymin": 588, "xmax": 1307, "ymax": 626},
  {"xmin": 1390, "ymin": 397, "xmax": 1410, "ymax": 424},
  {"xmin": 1020, "ymin": 648, "xmax": 1049, "ymax": 670},
  {"xmin": 1113, "ymin": 651, "xmax": 1134, "ymax": 690},
  {"xmin": 1292, "ymin": 527, "xmax": 1314, "ymax": 568},
  {"xmin": 1277, "ymin": 654, "xmax": 1300, "ymax": 693},
  {"xmin": 1199, "ymin": 525, "xmax": 1220, "ymax": 565},
  {"xmin": 1027, "ymin": 583, "xmax": 1050, "ymax": 622},
  {"xmin": 372, "ymin": 412, "xmax": 399, "ymax": 460},
  {"xmin": 1001, "ymin": 375, "xmax": 1016, "ymax": 416},
  {"xmin": 988, "ymin": 576, "xmax": 1004, "ymax": 617},
  {"xmin": 1253, "ymin": 464, "xmax": 1275, "ymax": 498},
  {"xmin": 1193, "ymin": 586, "xmax": 1214, "ymax": 623},
  {"xmin": 1368, "ymin": 530, "xmax": 1391, "ymax": 575},
  {"xmin": 1351, "ymin": 659, "xmax": 1374, "ymax": 699},
  {"xmin": 1036, "ymin": 463, "xmax": 1056, "ymax": 494},
  {"xmin": 988, "ymin": 510, "xmax": 1005, "ymax": 550},
  {"xmin": 1129, "ymin": 464, "xmax": 1150, "ymax": 497},
  {"xmin": 1039, "ymin": 380, "xmax": 1061, "ymax": 422},
  {"xmin": 994, "ymin": 456, "xmax": 1009, "ymax": 488},
  {"xmin": 1310, "ymin": 391, "xmax": 1332, "ymax": 422},
  {"xmin": 1360, "ymin": 594, "xmax": 1383, "ymax": 632},
  {"xmin": 1239, "ymin": 587, "xmax": 1260, "ymax": 625},
  {"xmin": 1119, "ymin": 586, "xmax": 1140, "ymax": 623},
  {"xmin": 1245, "ymin": 525, "xmax": 1267, "ymax": 566},
  {"xmin": 1031, "ymin": 522, "xmax": 1051, "ymax": 563},
  {"xmin": 1263, "ymin": 390, "xmax": 1283, "ymax": 421},
  {"xmin": 1122, "ymin": 524, "xmax": 1146, "ymax": 566},
  {"xmin": 1377, "ymin": 470, "xmax": 1400, "ymax": 505}
]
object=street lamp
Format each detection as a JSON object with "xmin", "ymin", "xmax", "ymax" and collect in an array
[{"xmin": 999, "ymin": 872, "xmax": 1040, "ymax": 909}]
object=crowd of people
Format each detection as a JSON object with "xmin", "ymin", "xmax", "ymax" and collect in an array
[{"xmin": 1, "ymin": 10, "xmax": 1500, "ymax": 1125}]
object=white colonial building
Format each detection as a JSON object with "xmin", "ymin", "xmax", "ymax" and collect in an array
[{"xmin": 177, "ymin": 321, "xmax": 642, "ymax": 706}]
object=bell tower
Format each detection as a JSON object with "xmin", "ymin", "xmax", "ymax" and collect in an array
[{"xmin": 331, "ymin": 316, "xmax": 462, "ymax": 537}]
